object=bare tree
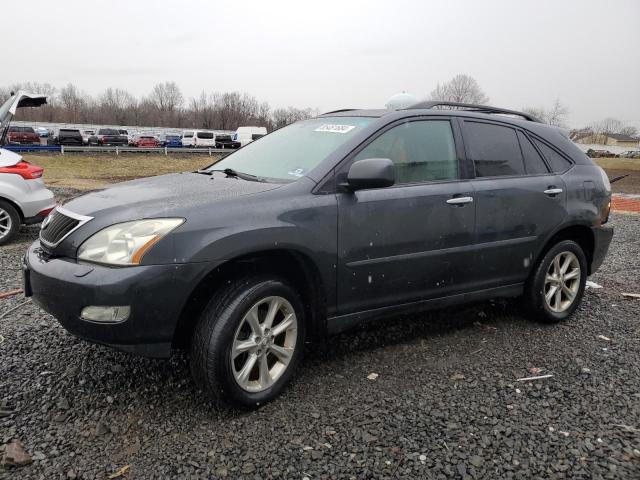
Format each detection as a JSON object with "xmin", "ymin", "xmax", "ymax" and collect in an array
[
  {"xmin": 429, "ymin": 74, "xmax": 489, "ymax": 104},
  {"xmin": 523, "ymin": 99, "xmax": 569, "ymax": 127},
  {"xmin": 619, "ymin": 125, "xmax": 638, "ymax": 137},
  {"xmin": 58, "ymin": 83, "xmax": 86, "ymax": 123},
  {"xmin": 271, "ymin": 107, "xmax": 316, "ymax": 129}
]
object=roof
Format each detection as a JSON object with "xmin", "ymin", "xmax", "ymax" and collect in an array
[{"xmin": 606, "ymin": 133, "xmax": 638, "ymax": 141}]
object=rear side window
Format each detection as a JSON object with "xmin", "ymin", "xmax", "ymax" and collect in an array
[
  {"xmin": 518, "ymin": 131, "xmax": 549, "ymax": 174},
  {"xmin": 353, "ymin": 120, "xmax": 458, "ymax": 184},
  {"xmin": 252, "ymin": 134, "xmax": 264, "ymax": 141},
  {"xmin": 532, "ymin": 139, "xmax": 572, "ymax": 173},
  {"xmin": 465, "ymin": 122, "xmax": 524, "ymax": 177},
  {"xmin": 197, "ymin": 132, "xmax": 214, "ymax": 139}
]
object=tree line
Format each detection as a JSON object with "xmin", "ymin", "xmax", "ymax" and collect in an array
[
  {"xmin": 0, "ymin": 81, "xmax": 318, "ymax": 132},
  {"xmin": 3, "ymin": 77, "xmax": 637, "ymax": 138}
]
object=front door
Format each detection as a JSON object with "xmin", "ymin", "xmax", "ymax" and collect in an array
[{"xmin": 336, "ymin": 118, "xmax": 476, "ymax": 315}]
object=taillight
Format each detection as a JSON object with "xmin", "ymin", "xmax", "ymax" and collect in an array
[{"xmin": 0, "ymin": 161, "xmax": 44, "ymax": 180}]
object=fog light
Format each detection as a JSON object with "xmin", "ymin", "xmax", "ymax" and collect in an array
[{"xmin": 80, "ymin": 306, "xmax": 130, "ymax": 323}]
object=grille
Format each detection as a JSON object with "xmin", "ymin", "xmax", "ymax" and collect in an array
[{"xmin": 40, "ymin": 209, "xmax": 81, "ymax": 246}]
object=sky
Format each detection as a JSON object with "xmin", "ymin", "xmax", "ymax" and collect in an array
[{"xmin": 5, "ymin": 0, "xmax": 640, "ymax": 129}]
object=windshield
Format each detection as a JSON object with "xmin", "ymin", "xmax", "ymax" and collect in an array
[{"xmin": 210, "ymin": 117, "xmax": 372, "ymax": 181}]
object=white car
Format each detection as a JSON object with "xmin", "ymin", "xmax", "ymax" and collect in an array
[
  {"xmin": 181, "ymin": 130, "xmax": 216, "ymax": 148},
  {"xmin": 0, "ymin": 91, "xmax": 56, "ymax": 245},
  {"xmin": 233, "ymin": 126, "xmax": 267, "ymax": 147}
]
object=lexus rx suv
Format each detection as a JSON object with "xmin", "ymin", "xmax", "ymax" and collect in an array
[{"xmin": 24, "ymin": 102, "xmax": 613, "ymax": 407}]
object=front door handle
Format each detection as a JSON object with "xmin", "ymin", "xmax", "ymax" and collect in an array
[
  {"xmin": 544, "ymin": 188, "xmax": 563, "ymax": 195},
  {"xmin": 446, "ymin": 196, "xmax": 474, "ymax": 205}
]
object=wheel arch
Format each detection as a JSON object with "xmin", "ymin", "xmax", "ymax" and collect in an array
[
  {"xmin": 0, "ymin": 195, "xmax": 24, "ymax": 222},
  {"xmin": 172, "ymin": 248, "xmax": 327, "ymax": 349},
  {"xmin": 535, "ymin": 223, "xmax": 595, "ymax": 274}
]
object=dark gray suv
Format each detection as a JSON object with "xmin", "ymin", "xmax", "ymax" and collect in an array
[{"xmin": 24, "ymin": 102, "xmax": 613, "ymax": 407}]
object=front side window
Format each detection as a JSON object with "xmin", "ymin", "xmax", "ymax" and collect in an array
[
  {"xmin": 465, "ymin": 122, "xmax": 524, "ymax": 177},
  {"xmin": 353, "ymin": 120, "xmax": 458, "ymax": 184}
]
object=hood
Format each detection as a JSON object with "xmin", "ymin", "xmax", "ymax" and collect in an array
[
  {"xmin": 0, "ymin": 148, "xmax": 22, "ymax": 167},
  {"xmin": 63, "ymin": 172, "xmax": 283, "ymax": 220}
]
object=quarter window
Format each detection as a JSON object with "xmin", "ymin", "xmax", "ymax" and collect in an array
[
  {"xmin": 353, "ymin": 120, "xmax": 458, "ymax": 184},
  {"xmin": 532, "ymin": 139, "xmax": 572, "ymax": 173},
  {"xmin": 518, "ymin": 131, "xmax": 549, "ymax": 174},
  {"xmin": 465, "ymin": 122, "xmax": 524, "ymax": 177}
]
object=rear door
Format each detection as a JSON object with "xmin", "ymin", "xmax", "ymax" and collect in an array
[
  {"xmin": 461, "ymin": 119, "xmax": 567, "ymax": 289},
  {"xmin": 336, "ymin": 118, "xmax": 476, "ymax": 314}
]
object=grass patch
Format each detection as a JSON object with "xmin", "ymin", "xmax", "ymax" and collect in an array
[
  {"xmin": 595, "ymin": 157, "xmax": 640, "ymax": 171},
  {"xmin": 23, "ymin": 153, "xmax": 226, "ymax": 190}
]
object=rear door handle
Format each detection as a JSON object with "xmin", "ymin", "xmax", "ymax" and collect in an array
[
  {"xmin": 544, "ymin": 188, "xmax": 563, "ymax": 195},
  {"xmin": 446, "ymin": 196, "xmax": 474, "ymax": 205}
]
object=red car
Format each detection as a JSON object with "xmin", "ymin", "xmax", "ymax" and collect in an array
[
  {"xmin": 132, "ymin": 135, "xmax": 159, "ymax": 147},
  {"xmin": 7, "ymin": 126, "xmax": 40, "ymax": 145}
]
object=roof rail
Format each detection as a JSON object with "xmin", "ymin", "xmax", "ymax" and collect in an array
[
  {"xmin": 405, "ymin": 101, "xmax": 541, "ymax": 122},
  {"xmin": 321, "ymin": 108, "xmax": 356, "ymax": 115}
]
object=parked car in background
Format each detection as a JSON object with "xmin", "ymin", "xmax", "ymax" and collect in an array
[
  {"xmin": 215, "ymin": 133, "xmax": 241, "ymax": 149},
  {"xmin": 55, "ymin": 129, "xmax": 84, "ymax": 146},
  {"xmin": 35, "ymin": 127, "xmax": 49, "ymax": 138},
  {"xmin": 131, "ymin": 135, "xmax": 159, "ymax": 147},
  {"xmin": 586, "ymin": 149, "xmax": 616, "ymax": 158},
  {"xmin": 159, "ymin": 134, "xmax": 182, "ymax": 147},
  {"xmin": 81, "ymin": 130, "xmax": 95, "ymax": 144},
  {"xmin": 233, "ymin": 126, "xmax": 267, "ymax": 147},
  {"xmin": 182, "ymin": 130, "xmax": 216, "ymax": 148},
  {"xmin": 23, "ymin": 102, "xmax": 613, "ymax": 407},
  {"xmin": 5, "ymin": 126, "xmax": 40, "ymax": 145},
  {"xmin": 619, "ymin": 150, "xmax": 640, "ymax": 158},
  {"xmin": 89, "ymin": 128, "xmax": 128, "ymax": 146},
  {"xmin": 0, "ymin": 91, "xmax": 55, "ymax": 244}
]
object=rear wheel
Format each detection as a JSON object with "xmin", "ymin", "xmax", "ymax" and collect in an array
[
  {"xmin": 523, "ymin": 240, "xmax": 587, "ymax": 322},
  {"xmin": 190, "ymin": 276, "xmax": 305, "ymax": 408},
  {"xmin": 0, "ymin": 200, "xmax": 20, "ymax": 246}
]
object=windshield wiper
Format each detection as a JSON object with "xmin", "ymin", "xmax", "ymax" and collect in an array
[{"xmin": 197, "ymin": 168, "xmax": 268, "ymax": 182}]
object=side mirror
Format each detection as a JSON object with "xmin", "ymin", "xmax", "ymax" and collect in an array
[{"xmin": 346, "ymin": 158, "xmax": 395, "ymax": 190}]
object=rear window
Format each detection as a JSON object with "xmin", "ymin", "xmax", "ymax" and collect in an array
[
  {"xmin": 183, "ymin": 132, "xmax": 193, "ymax": 138},
  {"xmin": 518, "ymin": 131, "xmax": 549, "ymax": 174},
  {"xmin": 197, "ymin": 132, "xmax": 214, "ymax": 139},
  {"xmin": 60, "ymin": 129, "xmax": 80, "ymax": 134},
  {"xmin": 98, "ymin": 129, "xmax": 119, "ymax": 135},
  {"xmin": 119, "ymin": 130, "xmax": 128, "ymax": 134},
  {"xmin": 465, "ymin": 122, "xmax": 524, "ymax": 177},
  {"xmin": 8, "ymin": 126, "xmax": 35, "ymax": 133},
  {"xmin": 532, "ymin": 139, "xmax": 573, "ymax": 173}
]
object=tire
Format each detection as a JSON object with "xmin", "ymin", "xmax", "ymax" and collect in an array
[
  {"xmin": 190, "ymin": 276, "xmax": 305, "ymax": 408},
  {"xmin": 0, "ymin": 200, "xmax": 20, "ymax": 246},
  {"xmin": 523, "ymin": 240, "xmax": 588, "ymax": 323}
]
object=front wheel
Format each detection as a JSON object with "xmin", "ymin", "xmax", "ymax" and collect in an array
[
  {"xmin": 190, "ymin": 276, "xmax": 305, "ymax": 408},
  {"xmin": 523, "ymin": 240, "xmax": 587, "ymax": 322}
]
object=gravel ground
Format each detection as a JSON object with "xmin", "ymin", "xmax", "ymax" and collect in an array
[{"xmin": 1, "ymin": 193, "xmax": 639, "ymax": 479}]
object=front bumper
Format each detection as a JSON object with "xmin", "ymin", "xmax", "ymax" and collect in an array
[
  {"xmin": 590, "ymin": 224, "xmax": 614, "ymax": 274},
  {"xmin": 24, "ymin": 241, "xmax": 213, "ymax": 358}
]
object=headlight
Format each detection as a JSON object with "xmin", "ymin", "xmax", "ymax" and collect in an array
[{"xmin": 77, "ymin": 218, "xmax": 184, "ymax": 266}]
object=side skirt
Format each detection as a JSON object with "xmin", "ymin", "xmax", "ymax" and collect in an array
[{"xmin": 326, "ymin": 283, "xmax": 523, "ymax": 335}]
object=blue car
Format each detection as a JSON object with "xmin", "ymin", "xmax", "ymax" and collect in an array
[{"xmin": 160, "ymin": 134, "xmax": 182, "ymax": 147}]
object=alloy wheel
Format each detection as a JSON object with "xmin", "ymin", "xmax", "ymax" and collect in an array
[
  {"xmin": 231, "ymin": 296, "xmax": 298, "ymax": 392},
  {"xmin": 544, "ymin": 251, "xmax": 581, "ymax": 313},
  {"xmin": 0, "ymin": 207, "xmax": 13, "ymax": 240}
]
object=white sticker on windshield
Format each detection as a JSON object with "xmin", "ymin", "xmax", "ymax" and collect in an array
[
  {"xmin": 314, "ymin": 124, "xmax": 356, "ymax": 134},
  {"xmin": 287, "ymin": 168, "xmax": 306, "ymax": 177}
]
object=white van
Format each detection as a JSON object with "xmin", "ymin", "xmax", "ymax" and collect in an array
[
  {"xmin": 233, "ymin": 126, "xmax": 267, "ymax": 147},
  {"xmin": 182, "ymin": 130, "xmax": 216, "ymax": 148}
]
